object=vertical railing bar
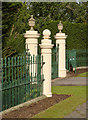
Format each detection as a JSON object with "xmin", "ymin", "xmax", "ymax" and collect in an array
[
  {"xmin": 14, "ymin": 57, "xmax": 17, "ymax": 106},
  {"xmin": 20, "ymin": 56, "xmax": 23, "ymax": 104},
  {"xmin": 8, "ymin": 57, "xmax": 11, "ymax": 108},
  {"xmin": 1, "ymin": 58, "xmax": 3, "ymax": 110},
  {"xmin": 8, "ymin": 58, "xmax": 10, "ymax": 83},
  {"xmin": 23, "ymin": 55, "xmax": 27, "ymax": 102},
  {"xmin": 28, "ymin": 54, "xmax": 30, "ymax": 79},
  {"xmin": 20, "ymin": 56, "xmax": 22, "ymax": 103},
  {"xmin": 1, "ymin": 58, "xmax": 3, "ymax": 86},
  {"xmin": 35, "ymin": 55, "xmax": 37, "ymax": 94},
  {"xmin": 33, "ymin": 55, "xmax": 35, "ymax": 97},
  {"xmin": 42, "ymin": 56, "xmax": 43, "ymax": 79},
  {"xmin": 21, "ymin": 56, "xmax": 23, "ymax": 103},
  {"xmin": 31, "ymin": 56, "xmax": 32, "ymax": 98},
  {"xmin": 36, "ymin": 55, "xmax": 38, "ymax": 96},
  {"xmin": 37, "ymin": 55, "xmax": 39, "ymax": 95},
  {"xmin": 4, "ymin": 57, "xmax": 7, "ymax": 109},
  {"xmin": 25, "ymin": 55, "xmax": 28, "ymax": 101},
  {"xmin": 23, "ymin": 56, "xmax": 25, "ymax": 79},
  {"xmin": 28, "ymin": 54, "xmax": 30, "ymax": 99},
  {"xmin": 17, "ymin": 57, "xmax": 20, "ymax": 84},
  {"xmin": 41, "ymin": 55, "xmax": 43, "ymax": 95},
  {"xmin": 20, "ymin": 56, "xmax": 22, "ymax": 81},
  {"xmin": 23, "ymin": 56, "xmax": 25, "ymax": 102},
  {"xmin": 17, "ymin": 57, "xmax": 19, "ymax": 105},
  {"xmin": 26, "ymin": 56, "xmax": 27, "ymax": 78},
  {"xmin": 5, "ymin": 57, "xmax": 7, "ymax": 82},
  {"xmin": 11, "ymin": 57, "xmax": 14, "ymax": 85},
  {"xmin": 39, "ymin": 55, "xmax": 41, "ymax": 94},
  {"xmin": 53, "ymin": 49, "xmax": 54, "ymax": 79},
  {"xmin": 58, "ymin": 44, "xmax": 59, "ymax": 77},
  {"xmin": 11, "ymin": 57, "xmax": 14, "ymax": 107}
]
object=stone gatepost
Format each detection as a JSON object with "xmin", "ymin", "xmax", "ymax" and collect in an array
[
  {"xmin": 24, "ymin": 15, "xmax": 40, "ymax": 77},
  {"xmin": 39, "ymin": 29, "xmax": 54, "ymax": 97},
  {"xmin": 55, "ymin": 21, "xmax": 67, "ymax": 77},
  {"xmin": 24, "ymin": 15, "xmax": 40, "ymax": 56}
]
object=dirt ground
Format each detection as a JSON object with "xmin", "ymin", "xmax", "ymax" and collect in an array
[
  {"xmin": 2, "ymin": 94, "xmax": 71, "ymax": 118},
  {"xmin": 66, "ymin": 68, "xmax": 88, "ymax": 77},
  {"xmin": 2, "ymin": 68, "xmax": 87, "ymax": 119}
]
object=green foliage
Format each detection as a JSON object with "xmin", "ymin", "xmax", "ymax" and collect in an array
[
  {"xmin": 2, "ymin": 2, "xmax": 31, "ymax": 57},
  {"xmin": 35, "ymin": 20, "xmax": 87, "ymax": 50},
  {"xmin": 2, "ymin": 3, "xmax": 22, "ymax": 46},
  {"xmin": 31, "ymin": 2, "xmax": 87, "ymax": 23},
  {"xmin": 63, "ymin": 22, "xmax": 87, "ymax": 50},
  {"xmin": 2, "ymin": 2, "xmax": 88, "ymax": 57}
]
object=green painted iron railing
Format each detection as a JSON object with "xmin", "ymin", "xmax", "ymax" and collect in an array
[
  {"xmin": 66, "ymin": 49, "xmax": 88, "ymax": 71},
  {"xmin": 76, "ymin": 49, "xmax": 88, "ymax": 67},
  {"xmin": 66, "ymin": 49, "xmax": 76, "ymax": 72},
  {"xmin": 51, "ymin": 44, "xmax": 59, "ymax": 79},
  {"xmin": 1, "ymin": 53, "xmax": 44, "ymax": 111}
]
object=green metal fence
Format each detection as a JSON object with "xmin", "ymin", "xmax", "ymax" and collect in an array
[
  {"xmin": 66, "ymin": 49, "xmax": 76, "ymax": 72},
  {"xmin": 66, "ymin": 49, "xmax": 88, "ymax": 71},
  {"xmin": 76, "ymin": 49, "xmax": 88, "ymax": 67},
  {"xmin": 51, "ymin": 44, "xmax": 59, "ymax": 79},
  {"xmin": 1, "ymin": 53, "xmax": 44, "ymax": 111}
]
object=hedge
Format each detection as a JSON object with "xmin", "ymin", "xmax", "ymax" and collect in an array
[
  {"xmin": 4, "ymin": 20, "xmax": 87, "ymax": 57},
  {"xmin": 34, "ymin": 20, "xmax": 87, "ymax": 50}
]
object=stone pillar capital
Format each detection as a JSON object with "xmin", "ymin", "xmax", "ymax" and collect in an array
[
  {"xmin": 55, "ymin": 33, "xmax": 67, "ymax": 40},
  {"xmin": 24, "ymin": 30, "xmax": 40, "ymax": 39}
]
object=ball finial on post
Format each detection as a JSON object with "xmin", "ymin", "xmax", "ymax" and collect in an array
[{"xmin": 43, "ymin": 29, "xmax": 51, "ymax": 39}]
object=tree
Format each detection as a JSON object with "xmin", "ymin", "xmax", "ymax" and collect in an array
[
  {"xmin": 2, "ymin": 2, "xmax": 88, "ymax": 57},
  {"xmin": 30, "ymin": 2, "xmax": 87, "ymax": 23},
  {"xmin": 2, "ymin": 2, "xmax": 32, "ymax": 57}
]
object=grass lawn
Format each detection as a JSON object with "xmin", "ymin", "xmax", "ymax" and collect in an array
[
  {"xmin": 75, "ymin": 72, "xmax": 88, "ymax": 77},
  {"xmin": 33, "ymin": 86, "xmax": 86, "ymax": 118}
]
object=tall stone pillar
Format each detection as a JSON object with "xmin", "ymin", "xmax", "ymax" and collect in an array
[
  {"xmin": 40, "ymin": 29, "xmax": 54, "ymax": 97},
  {"xmin": 55, "ymin": 21, "xmax": 67, "ymax": 77},
  {"xmin": 24, "ymin": 15, "xmax": 40, "ymax": 77}
]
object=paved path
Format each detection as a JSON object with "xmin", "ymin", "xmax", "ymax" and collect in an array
[
  {"xmin": 64, "ymin": 102, "xmax": 88, "ymax": 118},
  {"xmin": 52, "ymin": 77, "xmax": 87, "ymax": 86},
  {"xmin": 52, "ymin": 76, "xmax": 87, "ymax": 118}
]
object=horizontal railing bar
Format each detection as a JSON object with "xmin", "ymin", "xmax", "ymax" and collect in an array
[
  {"xmin": 1, "ymin": 77, "xmax": 44, "ymax": 91},
  {"xmin": 2, "ymin": 62, "xmax": 43, "ymax": 68}
]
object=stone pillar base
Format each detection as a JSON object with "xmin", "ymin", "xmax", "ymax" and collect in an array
[
  {"xmin": 59, "ymin": 69, "xmax": 66, "ymax": 77},
  {"xmin": 43, "ymin": 92, "xmax": 52, "ymax": 97}
]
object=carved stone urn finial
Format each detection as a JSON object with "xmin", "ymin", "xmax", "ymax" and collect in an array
[
  {"xmin": 58, "ymin": 21, "xmax": 63, "ymax": 33},
  {"xmin": 28, "ymin": 15, "xmax": 35, "ymax": 31}
]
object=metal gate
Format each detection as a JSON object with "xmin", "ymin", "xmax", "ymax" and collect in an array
[
  {"xmin": 51, "ymin": 44, "xmax": 59, "ymax": 79},
  {"xmin": 66, "ymin": 49, "xmax": 76, "ymax": 73},
  {"xmin": 1, "ymin": 53, "xmax": 44, "ymax": 111}
]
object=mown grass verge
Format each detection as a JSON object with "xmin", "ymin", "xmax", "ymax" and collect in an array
[
  {"xmin": 75, "ymin": 72, "xmax": 88, "ymax": 77},
  {"xmin": 33, "ymin": 86, "xmax": 86, "ymax": 118}
]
